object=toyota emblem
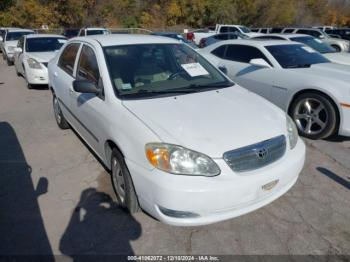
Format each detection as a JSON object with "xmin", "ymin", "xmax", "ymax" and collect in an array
[{"xmin": 256, "ymin": 148, "xmax": 268, "ymax": 160}]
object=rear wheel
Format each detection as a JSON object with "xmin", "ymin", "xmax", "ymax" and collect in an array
[
  {"xmin": 290, "ymin": 92, "xmax": 338, "ymax": 139},
  {"xmin": 331, "ymin": 45, "xmax": 341, "ymax": 52},
  {"xmin": 53, "ymin": 93, "xmax": 70, "ymax": 129},
  {"xmin": 111, "ymin": 148, "xmax": 139, "ymax": 213}
]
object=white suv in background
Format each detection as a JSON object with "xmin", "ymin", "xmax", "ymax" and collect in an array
[{"xmin": 48, "ymin": 34, "xmax": 305, "ymax": 226}]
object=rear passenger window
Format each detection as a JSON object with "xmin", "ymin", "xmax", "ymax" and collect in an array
[
  {"xmin": 225, "ymin": 45, "xmax": 271, "ymax": 65},
  {"xmin": 77, "ymin": 45, "xmax": 100, "ymax": 84},
  {"xmin": 211, "ymin": 45, "xmax": 227, "ymax": 58},
  {"xmin": 58, "ymin": 43, "xmax": 80, "ymax": 76}
]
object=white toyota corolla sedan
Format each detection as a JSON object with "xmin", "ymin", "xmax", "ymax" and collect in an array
[
  {"xmin": 200, "ymin": 40, "xmax": 350, "ymax": 140},
  {"xmin": 14, "ymin": 34, "xmax": 67, "ymax": 88},
  {"xmin": 48, "ymin": 35, "xmax": 305, "ymax": 226}
]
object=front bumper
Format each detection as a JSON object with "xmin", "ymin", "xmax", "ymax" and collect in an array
[
  {"xmin": 6, "ymin": 52, "xmax": 14, "ymax": 61},
  {"xmin": 25, "ymin": 66, "xmax": 49, "ymax": 85},
  {"xmin": 339, "ymin": 104, "xmax": 350, "ymax": 136},
  {"xmin": 128, "ymin": 139, "xmax": 306, "ymax": 226}
]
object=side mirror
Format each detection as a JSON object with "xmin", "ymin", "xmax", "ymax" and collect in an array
[
  {"xmin": 319, "ymin": 35, "xmax": 325, "ymax": 39},
  {"xmin": 73, "ymin": 79, "xmax": 99, "ymax": 94},
  {"xmin": 249, "ymin": 58, "xmax": 271, "ymax": 68},
  {"xmin": 14, "ymin": 47, "xmax": 22, "ymax": 53},
  {"xmin": 218, "ymin": 65, "xmax": 227, "ymax": 74},
  {"xmin": 0, "ymin": 36, "xmax": 3, "ymax": 42}
]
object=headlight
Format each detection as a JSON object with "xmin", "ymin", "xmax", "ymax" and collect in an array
[
  {"xmin": 27, "ymin": 58, "xmax": 42, "ymax": 69},
  {"xmin": 145, "ymin": 143, "xmax": 220, "ymax": 176},
  {"xmin": 286, "ymin": 115, "xmax": 298, "ymax": 150}
]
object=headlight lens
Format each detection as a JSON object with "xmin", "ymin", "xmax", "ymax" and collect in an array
[
  {"xmin": 145, "ymin": 143, "xmax": 220, "ymax": 176},
  {"xmin": 27, "ymin": 58, "xmax": 42, "ymax": 69},
  {"xmin": 286, "ymin": 115, "xmax": 299, "ymax": 149}
]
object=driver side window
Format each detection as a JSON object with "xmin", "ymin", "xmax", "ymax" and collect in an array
[
  {"xmin": 224, "ymin": 45, "xmax": 272, "ymax": 65},
  {"xmin": 76, "ymin": 45, "xmax": 100, "ymax": 86}
]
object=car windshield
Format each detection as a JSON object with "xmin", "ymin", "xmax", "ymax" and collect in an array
[
  {"xmin": 26, "ymin": 37, "xmax": 67, "ymax": 52},
  {"xmin": 240, "ymin": 26, "xmax": 251, "ymax": 33},
  {"xmin": 6, "ymin": 31, "xmax": 33, "ymax": 41},
  {"xmin": 104, "ymin": 43, "xmax": 233, "ymax": 99},
  {"xmin": 290, "ymin": 36, "xmax": 336, "ymax": 54},
  {"xmin": 266, "ymin": 44, "xmax": 330, "ymax": 68},
  {"xmin": 86, "ymin": 30, "xmax": 107, "ymax": 35}
]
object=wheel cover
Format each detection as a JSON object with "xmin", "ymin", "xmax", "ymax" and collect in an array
[
  {"xmin": 53, "ymin": 96, "xmax": 62, "ymax": 124},
  {"xmin": 293, "ymin": 98, "xmax": 328, "ymax": 136},
  {"xmin": 112, "ymin": 158, "xmax": 126, "ymax": 204}
]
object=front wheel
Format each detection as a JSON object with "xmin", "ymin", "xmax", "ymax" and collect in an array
[
  {"xmin": 331, "ymin": 45, "xmax": 341, "ymax": 52},
  {"xmin": 290, "ymin": 93, "xmax": 338, "ymax": 139},
  {"xmin": 111, "ymin": 149, "xmax": 139, "ymax": 213},
  {"xmin": 53, "ymin": 93, "xmax": 70, "ymax": 129}
]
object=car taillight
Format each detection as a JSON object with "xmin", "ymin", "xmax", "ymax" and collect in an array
[{"xmin": 187, "ymin": 32, "xmax": 194, "ymax": 41}]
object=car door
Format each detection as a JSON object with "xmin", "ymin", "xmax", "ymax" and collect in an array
[
  {"xmin": 70, "ymin": 44, "xmax": 107, "ymax": 155},
  {"xmin": 216, "ymin": 44, "xmax": 274, "ymax": 100},
  {"xmin": 52, "ymin": 43, "xmax": 81, "ymax": 125}
]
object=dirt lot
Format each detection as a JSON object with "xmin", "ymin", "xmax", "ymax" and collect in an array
[{"xmin": 0, "ymin": 58, "xmax": 349, "ymax": 259}]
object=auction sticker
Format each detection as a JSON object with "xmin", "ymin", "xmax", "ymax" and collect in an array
[{"xmin": 181, "ymin": 63, "xmax": 209, "ymax": 77}]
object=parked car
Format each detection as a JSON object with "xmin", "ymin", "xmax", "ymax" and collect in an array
[
  {"xmin": 282, "ymin": 28, "xmax": 350, "ymax": 52},
  {"xmin": 253, "ymin": 34, "xmax": 350, "ymax": 66},
  {"xmin": 48, "ymin": 34, "xmax": 305, "ymax": 226},
  {"xmin": 313, "ymin": 26, "xmax": 335, "ymax": 32},
  {"xmin": 78, "ymin": 27, "xmax": 110, "ymax": 36},
  {"xmin": 13, "ymin": 34, "xmax": 67, "ymax": 88},
  {"xmin": 187, "ymin": 24, "xmax": 261, "ymax": 46},
  {"xmin": 1, "ymin": 28, "xmax": 34, "ymax": 65},
  {"xmin": 0, "ymin": 27, "xmax": 19, "ymax": 52},
  {"xmin": 325, "ymin": 28, "xmax": 350, "ymax": 41},
  {"xmin": 150, "ymin": 32, "xmax": 198, "ymax": 48},
  {"xmin": 199, "ymin": 40, "xmax": 350, "ymax": 139},
  {"xmin": 199, "ymin": 32, "xmax": 249, "ymax": 48},
  {"xmin": 251, "ymin": 28, "xmax": 271, "ymax": 34},
  {"xmin": 63, "ymin": 28, "xmax": 80, "ymax": 39}
]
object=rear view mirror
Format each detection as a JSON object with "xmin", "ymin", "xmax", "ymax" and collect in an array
[
  {"xmin": 249, "ymin": 58, "xmax": 271, "ymax": 68},
  {"xmin": 73, "ymin": 79, "xmax": 99, "ymax": 94}
]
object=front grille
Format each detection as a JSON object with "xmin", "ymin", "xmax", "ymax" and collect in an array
[{"xmin": 223, "ymin": 135, "xmax": 286, "ymax": 173}]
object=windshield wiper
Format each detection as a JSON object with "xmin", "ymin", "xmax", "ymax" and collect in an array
[{"xmin": 285, "ymin": 64, "xmax": 311, "ymax": 68}]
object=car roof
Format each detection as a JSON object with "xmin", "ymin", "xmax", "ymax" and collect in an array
[
  {"xmin": 84, "ymin": 27, "xmax": 108, "ymax": 31},
  {"xmin": 73, "ymin": 34, "xmax": 180, "ymax": 46},
  {"xmin": 26, "ymin": 34, "xmax": 65, "ymax": 39},
  {"xmin": 7, "ymin": 28, "xmax": 34, "ymax": 33},
  {"xmin": 211, "ymin": 39, "xmax": 301, "ymax": 48},
  {"xmin": 264, "ymin": 34, "xmax": 311, "ymax": 39}
]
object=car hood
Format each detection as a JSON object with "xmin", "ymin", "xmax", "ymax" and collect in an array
[
  {"xmin": 4, "ymin": 40, "xmax": 17, "ymax": 48},
  {"xmin": 246, "ymin": 32, "xmax": 263, "ymax": 37},
  {"xmin": 122, "ymin": 86, "xmax": 286, "ymax": 158},
  {"xmin": 323, "ymin": 52, "xmax": 350, "ymax": 65},
  {"xmin": 294, "ymin": 62, "xmax": 350, "ymax": 84},
  {"xmin": 27, "ymin": 51, "xmax": 59, "ymax": 63}
]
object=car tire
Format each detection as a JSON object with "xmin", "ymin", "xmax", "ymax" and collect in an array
[
  {"xmin": 290, "ymin": 92, "xmax": 338, "ymax": 140},
  {"xmin": 111, "ymin": 148, "xmax": 140, "ymax": 213},
  {"xmin": 331, "ymin": 45, "xmax": 341, "ymax": 52},
  {"xmin": 15, "ymin": 66, "xmax": 21, "ymax": 77},
  {"xmin": 52, "ymin": 93, "xmax": 70, "ymax": 129},
  {"xmin": 7, "ymin": 57, "xmax": 13, "ymax": 66}
]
